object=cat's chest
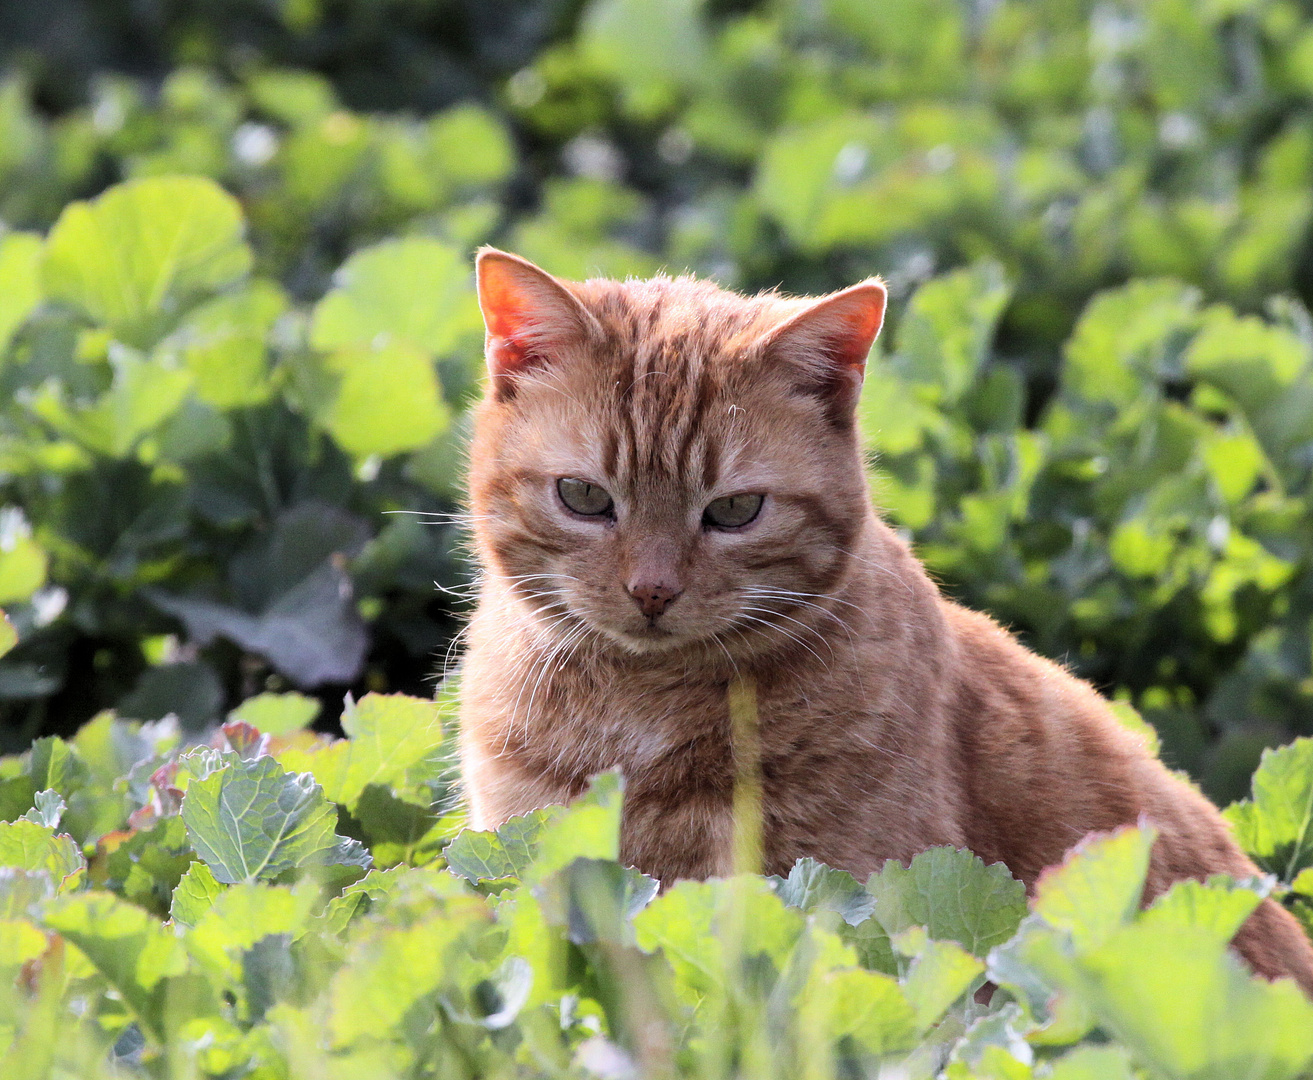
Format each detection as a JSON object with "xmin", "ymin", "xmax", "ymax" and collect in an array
[{"xmin": 529, "ymin": 671, "xmax": 736, "ymax": 787}]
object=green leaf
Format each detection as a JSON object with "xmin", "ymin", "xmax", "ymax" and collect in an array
[
  {"xmin": 43, "ymin": 175, "xmax": 252, "ymax": 343},
  {"xmin": 276, "ymin": 692, "xmax": 442, "ymax": 810},
  {"xmin": 180, "ymin": 752, "xmax": 370, "ymax": 884},
  {"xmin": 310, "ymin": 236, "xmax": 473, "ymax": 356},
  {"xmin": 164, "ymin": 280, "xmax": 286, "ymax": 408},
  {"xmin": 0, "ymin": 534, "xmax": 47, "ymax": 605},
  {"xmin": 326, "ymin": 896, "xmax": 492, "ymax": 1047},
  {"xmin": 1045, "ymin": 1046, "xmax": 1135, "ymax": 1080},
  {"xmin": 0, "ymin": 231, "xmax": 42, "ymax": 353},
  {"xmin": 444, "ymin": 810, "xmax": 548, "ymax": 884},
  {"xmin": 27, "ymin": 736, "xmax": 88, "ymax": 800},
  {"xmin": 866, "ymin": 847, "xmax": 1027, "ymax": 956},
  {"xmin": 445, "ymin": 772, "xmax": 624, "ymax": 887},
  {"xmin": 317, "ymin": 340, "xmax": 450, "ymax": 459},
  {"xmin": 771, "ymin": 857, "xmax": 876, "ymax": 926},
  {"xmin": 26, "ymin": 347, "xmax": 193, "ymax": 457},
  {"xmin": 894, "ymin": 261, "xmax": 1012, "ymax": 405},
  {"xmin": 184, "ymin": 881, "xmax": 316, "ymax": 982},
  {"xmin": 1138, "ymin": 876, "xmax": 1263, "ymax": 943},
  {"xmin": 0, "ymin": 866, "xmax": 56, "ymax": 918},
  {"xmin": 0, "ymin": 819, "xmax": 85, "ymax": 886},
  {"xmin": 901, "ymin": 936, "xmax": 985, "ymax": 1030},
  {"xmin": 1071, "ymin": 923, "xmax": 1313, "ymax": 1079},
  {"xmin": 1032, "ymin": 826, "xmax": 1154, "ymax": 951},
  {"xmin": 42, "ymin": 891, "xmax": 192, "ymax": 1041},
  {"xmin": 20, "ymin": 790, "xmax": 64, "ymax": 828},
  {"xmin": 103, "ymin": 815, "xmax": 195, "ymax": 916},
  {"xmin": 170, "ymin": 860, "xmax": 223, "ymax": 927},
  {"xmin": 228, "ymin": 692, "xmax": 321, "ymax": 736},
  {"xmin": 428, "ymin": 105, "xmax": 515, "ymax": 188},
  {"xmin": 800, "ymin": 966, "xmax": 919, "ymax": 1055},
  {"xmin": 1224, "ymin": 737, "xmax": 1313, "ymax": 883},
  {"xmin": 633, "ymin": 876, "xmax": 804, "ymax": 1003},
  {"xmin": 1062, "ymin": 280, "xmax": 1200, "ymax": 408}
]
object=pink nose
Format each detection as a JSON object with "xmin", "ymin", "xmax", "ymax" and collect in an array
[{"xmin": 628, "ymin": 582, "xmax": 682, "ymax": 619}]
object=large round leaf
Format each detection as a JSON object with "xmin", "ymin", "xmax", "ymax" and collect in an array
[{"xmin": 43, "ymin": 175, "xmax": 252, "ymax": 344}]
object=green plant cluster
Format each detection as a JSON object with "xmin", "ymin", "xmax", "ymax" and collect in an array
[{"xmin": 4, "ymin": 652, "xmax": 1313, "ymax": 1080}]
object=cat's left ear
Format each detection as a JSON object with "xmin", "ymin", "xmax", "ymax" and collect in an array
[
  {"xmin": 758, "ymin": 280, "xmax": 887, "ymax": 419},
  {"xmin": 475, "ymin": 247, "xmax": 601, "ymax": 399}
]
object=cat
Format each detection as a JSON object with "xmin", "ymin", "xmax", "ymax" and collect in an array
[{"xmin": 457, "ymin": 246, "xmax": 1313, "ymax": 993}]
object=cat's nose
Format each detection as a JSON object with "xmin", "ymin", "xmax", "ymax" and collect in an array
[{"xmin": 627, "ymin": 581, "xmax": 682, "ymax": 619}]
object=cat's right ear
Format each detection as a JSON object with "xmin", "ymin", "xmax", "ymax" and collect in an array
[{"xmin": 475, "ymin": 248, "xmax": 599, "ymax": 398}]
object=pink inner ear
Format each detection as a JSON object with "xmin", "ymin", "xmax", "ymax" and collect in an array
[
  {"xmin": 478, "ymin": 264, "xmax": 538, "ymax": 379},
  {"xmin": 475, "ymin": 251, "xmax": 594, "ymax": 385},
  {"xmin": 827, "ymin": 294, "xmax": 886, "ymax": 373},
  {"xmin": 766, "ymin": 281, "xmax": 887, "ymax": 379}
]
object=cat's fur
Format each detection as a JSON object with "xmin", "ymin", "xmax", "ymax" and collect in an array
[{"xmin": 458, "ymin": 247, "xmax": 1313, "ymax": 993}]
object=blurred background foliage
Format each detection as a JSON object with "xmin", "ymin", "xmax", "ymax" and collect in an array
[{"xmin": 2, "ymin": 0, "xmax": 1313, "ymax": 803}]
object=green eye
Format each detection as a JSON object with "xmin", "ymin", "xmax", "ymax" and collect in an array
[
  {"xmin": 557, "ymin": 478, "xmax": 615, "ymax": 517},
  {"xmin": 703, "ymin": 493, "xmax": 764, "ymax": 529}
]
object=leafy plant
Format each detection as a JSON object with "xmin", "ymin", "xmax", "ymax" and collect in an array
[{"xmin": 1, "ymin": 665, "xmax": 1313, "ymax": 1079}]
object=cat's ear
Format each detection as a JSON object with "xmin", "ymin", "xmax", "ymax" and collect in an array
[
  {"xmin": 758, "ymin": 279, "xmax": 887, "ymax": 419},
  {"xmin": 475, "ymin": 248, "xmax": 599, "ymax": 397}
]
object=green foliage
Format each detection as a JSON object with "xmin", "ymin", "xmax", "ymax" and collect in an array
[{"xmin": 0, "ymin": 697, "xmax": 1311, "ymax": 1077}]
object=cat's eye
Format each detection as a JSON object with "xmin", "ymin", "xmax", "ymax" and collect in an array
[
  {"xmin": 557, "ymin": 478, "xmax": 615, "ymax": 517},
  {"xmin": 703, "ymin": 493, "xmax": 764, "ymax": 529}
]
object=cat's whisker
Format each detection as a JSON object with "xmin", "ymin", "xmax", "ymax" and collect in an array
[
  {"xmin": 833, "ymin": 546, "xmax": 916, "ymax": 597},
  {"xmin": 739, "ymin": 585, "xmax": 865, "ymax": 615},
  {"xmin": 735, "ymin": 611, "xmax": 832, "ymax": 670},
  {"xmin": 737, "ymin": 605, "xmax": 836, "ymax": 655}
]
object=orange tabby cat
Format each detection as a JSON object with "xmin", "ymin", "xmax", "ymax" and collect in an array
[{"xmin": 458, "ymin": 247, "xmax": 1313, "ymax": 992}]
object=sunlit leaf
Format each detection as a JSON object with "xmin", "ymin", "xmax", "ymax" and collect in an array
[
  {"xmin": 1032, "ymin": 826, "xmax": 1154, "ymax": 951},
  {"xmin": 1225, "ymin": 738, "xmax": 1313, "ymax": 883},
  {"xmin": 43, "ymin": 175, "xmax": 251, "ymax": 343}
]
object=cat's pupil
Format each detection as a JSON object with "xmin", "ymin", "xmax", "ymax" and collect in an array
[
  {"xmin": 557, "ymin": 478, "xmax": 614, "ymax": 517},
  {"xmin": 703, "ymin": 493, "xmax": 764, "ymax": 529}
]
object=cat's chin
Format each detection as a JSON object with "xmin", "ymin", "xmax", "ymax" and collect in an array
[{"xmin": 600, "ymin": 624, "xmax": 690, "ymax": 655}]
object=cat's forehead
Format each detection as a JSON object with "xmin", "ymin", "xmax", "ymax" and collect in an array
[{"xmin": 577, "ymin": 275, "xmax": 789, "ymax": 362}]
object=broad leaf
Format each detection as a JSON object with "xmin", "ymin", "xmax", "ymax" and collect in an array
[
  {"xmin": 180, "ymin": 752, "xmax": 370, "ymax": 884},
  {"xmin": 228, "ymin": 692, "xmax": 321, "ymax": 736},
  {"xmin": 1032, "ymin": 826, "xmax": 1154, "ymax": 951},
  {"xmin": 277, "ymin": 692, "xmax": 442, "ymax": 809},
  {"xmin": 171, "ymin": 860, "xmax": 224, "ymax": 927},
  {"xmin": 1138, "ymin": 876, "xmax": 1263, "ymax": 943},
  {"xmin": 771, "ymin": 857, "xmax": 876, "ymax": 926},
  {"xmin": 42, "ymin": 891, "xmax": 194, "ymax": 1041},
  {"xmin": 445, "ymin": 772, "xmax": 624, "ymax": 886},
  {"xmin": 310, "ymin": 236, "xmax": 472, "ymax": 356},
  {"xmin": 1071, "ymin": 923, "xmax": 1313, "ymax": 1079},
  {"xmin": 43, "ymin": 175, "xmax": 252, "ymax": 343},
  {"xmin": 0, "ymin": 231, "xmax": 42, "ymax": 353},
  {"xmin": 184, "ymin": 882, "xmax": 316, "ymax": 982},
  {"xmin": 0, "ymin": 819, "xmax": 85, "ymax": 886},
  {"xmin": 866, "ymin": 847, "xmax": 1027, "ymax": 956},
  {"xmin": 1225, "ymin": 738, "xmax": 1313, "ymax": 882}
]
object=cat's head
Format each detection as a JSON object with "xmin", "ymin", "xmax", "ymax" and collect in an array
[{"xmin": 466, "ymin": 248, "xmax": 885, "ymax": 660}]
